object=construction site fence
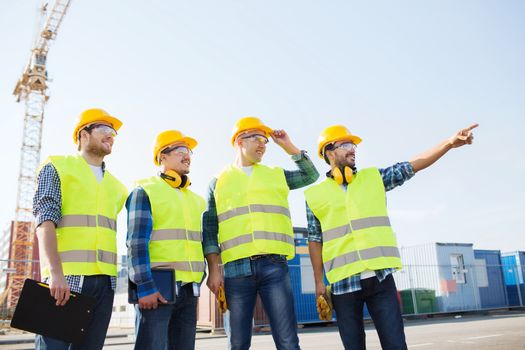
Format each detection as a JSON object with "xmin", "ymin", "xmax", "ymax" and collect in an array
[{"xmin": 1, "ymin": 260, "xmax": 524, "ymax": 330}]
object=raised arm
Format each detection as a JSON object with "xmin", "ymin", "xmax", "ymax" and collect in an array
[{"xmin": 410, "ymin": 124, "xmax": 478, "ymax": 173}]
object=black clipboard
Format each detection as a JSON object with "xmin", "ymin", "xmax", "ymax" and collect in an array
[
  {"xmin": 10, "ymin": 279, "xmax": 96, "ymax": 343},
  {"xmin": 128, "ymin": 269, "xmax": 176, "ymax": 304}
]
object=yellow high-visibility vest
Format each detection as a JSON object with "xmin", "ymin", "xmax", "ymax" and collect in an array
[
  {"xmin": 304, "ymin": 167, "xmax": 402, "ymax": 284},
  {"xmin": 137, "ymin": 176, "xmax": 206, "ymax": 283},
  {"xmin": 42, "ymin": 155, "xmax": 127, "ymax": 277},
  {"xmin": 214, "ymin": 164, "xmax": 294, "ymax": 264}
]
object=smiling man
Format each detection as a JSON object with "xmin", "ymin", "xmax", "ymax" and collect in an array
[
  {"xmin": 203, "ymin": 116, "xmax": 319, "ymax": 350},
  {"xmin": 127, "ymin": 130, "xmax": 206, "ymax": 350},
  {"xmin": 33, "ymin": 108, "xmax": 128, "ymax": 349},
  {"xmin": 305, "ymin": 123, "xmax": 478, "ymax": 350}
]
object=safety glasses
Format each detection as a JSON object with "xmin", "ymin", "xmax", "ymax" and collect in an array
[
  {"xmin": 334, "ymin": 142, "xmax": 357, "ymax": 151},
  {"xmin": 161, "ymin": 145, "xmax": 193, "ymax": 156},
  {"xmin": 241, "ymin": 134, "xmax": 269, "ymax": 144},
  {"xmin": 85, "ymin": 124, "xmax": 117, "ymax": 137}
]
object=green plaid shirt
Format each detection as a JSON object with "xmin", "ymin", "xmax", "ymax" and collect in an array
[{"xmin": 202, "ymin": 151, "xmax": 319, "ymax": 278}]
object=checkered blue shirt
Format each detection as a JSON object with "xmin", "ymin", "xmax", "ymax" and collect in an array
[
  {"xmin": 306, "ymin": 162, "xmax": 414, "ymax": 295},
  {"xmin": 126, "ymin": 186, "xmax": 201, "ymax": 298},
  {"xmin": 33, "ymin": 162, "xmax": 117, "ymax": 292},
  {"xmin": 202, "ymin": 151, "xmax": 320, "ymax": 278}
]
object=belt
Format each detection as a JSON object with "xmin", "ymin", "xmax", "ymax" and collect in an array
[
  {"xmin": 249, "ymin": 254, "xmax": 270, "ymax": 260},
  {"xmin": 249, "ymin": 254, "xmax": 285, "ymax": 261}
]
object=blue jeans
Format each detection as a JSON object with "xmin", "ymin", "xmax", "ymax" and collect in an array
[
  {"xmin": 332, "ymin": 274, "xmax": 407, "ymax": 350},
  {"xmin": 225, "ymin": 255, "xmax": 300, "ymax": 350},
  {"xmin": 134, "ymin": 283, "xmax": 197, "ymax": 350},
  {"xmin": 35, "ymin": 275, "xmax": 115, "ymax": 350}
]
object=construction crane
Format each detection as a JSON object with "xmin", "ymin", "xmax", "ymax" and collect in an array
[{"xmin": 6, "ymin": 0, "xmax": 72, "ymax": 309}]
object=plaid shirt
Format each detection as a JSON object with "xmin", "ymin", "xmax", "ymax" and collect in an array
[
  {"xmin": 306, "ymin": 162, "xmax": 414, "ymax": 295},
  {"xmin": 33, "ymin": 162, "xmax": 117, "ymax": 292},
  {"xmin": 126, "ymin": 185, "xmax": 201, "ymax": 298},
  {"xmin": 202, "ymin": 151, "xmax": 320, "ymax": 278}
]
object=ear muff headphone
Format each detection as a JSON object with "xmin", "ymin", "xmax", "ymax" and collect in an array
[
  {"xmin": 160, "ymin": 170, "xmax": 191, "ymax": 189},
  {"xmin": 332, "ymin": 166, "xmax": 354, "ymax": 185}
]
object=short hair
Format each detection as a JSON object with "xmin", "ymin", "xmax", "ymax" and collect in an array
[
  {"xmin": 77, "ymin": 126, "xmax": 95, "ymax": 151},
  {"xmin": 323, "ymin": 143, "xmax": 335, "ymax": 165}
]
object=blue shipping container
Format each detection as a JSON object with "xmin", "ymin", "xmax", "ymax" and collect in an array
[
  {"xmin": 290, "ymin": 237, "xmax": 323, "ymax": 323},
  {"xmin": 473, "ymin": 250, "xmax": 508, "ymax": 308},
  {"xmin": 501, "ymin": 251, "xmax": 525, "ymax": 306}
]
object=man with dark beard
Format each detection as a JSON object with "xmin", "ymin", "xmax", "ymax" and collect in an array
[
  {"xmin": 33, "ymin": 108, "xmax": 128, "ymax": 350},
  {"xmin": 304, "ymin": 123, "xmax": 477, "ymax": 350}
]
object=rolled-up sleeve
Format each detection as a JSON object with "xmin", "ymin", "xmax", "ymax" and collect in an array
[
  {"xmin": 379, "ymin": 161, "xmax": 415, "ymax": 192},
  {"xmin": 306, "ymin": 202, "xmax": 323, "ymax": 243},
  {"xmin": 33, "ymin": 163, "xmax": 62, "ymax": 227}
]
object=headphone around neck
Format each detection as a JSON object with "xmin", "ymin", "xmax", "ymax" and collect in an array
[
  {"xmin": 331, "ymin": 166, "xmax": 354, "ymax": 186},
  {"xmin": 160, "ymin": 170, "xmax": 190, "ymax": 189}
]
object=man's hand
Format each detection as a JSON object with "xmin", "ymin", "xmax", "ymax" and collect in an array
[
  {"xmin": 49, "ymin": 272, "xmax": 70, "ymax": 306},
  {"xmin": 315, "ymin": 280, "xmax": 327, "ymax": 300},
  {"xmin": 270, "ymin": 129, "xmax": 301, "ymax": 155},
  {"xmin": 410, "ymin": 123, "xmax": 479, "ymax": 172},
  {"xmin": 448, "ymin": 124, "xmax": 478, "ymax": 148},
  {"xmin": 138, "ymin": 291, "xmax": 168, "ymax": 310},
  {"xmin": 207, "ymin": 268, "xmax": 224, "ymax": 296}
]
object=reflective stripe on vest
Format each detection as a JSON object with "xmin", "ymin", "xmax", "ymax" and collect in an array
[
  {"xmin": 151, "ymin": 261, "xmax": 206, "ymax": 272},
  {"xmin": 218, "ymin": 204, "xmax": 291, "ymax": 223},
  {"xmin": 150, "ymin": 229, "xmax": 202, "ymax": 242},
  {"xmin": 304, "ymin": 167, "xmax": 402, "ymax": 284},
  {"xmin": 58, "ymin": 214, "xmax": 117, "ymax": 231},
  {"xmin": 60, "ymin": 249, "xmax": 118, "ymax": 265},
  {"xmin": 136, "ymin": 176, "xmax": 206, "ymax": 283},
  {"xmin": 220, "ymin": 231, "xmax": 294, "ymax": 251},
  {"xmin": 214, "ymin": 164, "xmax": 294, "ymax": 264},
  {"xmin": 323, "ymin": 246, "xmax": 400, "ymax": 272},
  {"xmin": 42, "ymin": 155, "xmax": 127, "ymax": 277},
  {"xmin": 322, "ymin": 216, "xmax": 391, "ymax": 242}
]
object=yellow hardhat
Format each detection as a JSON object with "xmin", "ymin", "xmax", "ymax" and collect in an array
[
  {"xmin": 317, "ymin": 125, "xmax": 362, "ymax": 158},
  {"xmin": 231, "ymin": 116, "xmax": 273, "ymax": 146},
  {"xmin": 153, "ymin": 130, "xmax": 198, "ymax": 166},
  {"xmin": 73, "ymin": 108, "xmax": 122, "ymax": 144}
]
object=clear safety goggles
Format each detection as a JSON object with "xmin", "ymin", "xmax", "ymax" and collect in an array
[
  {"xmin": 241, "ymin": 134, "xmax": 269, "ymax": 144},
  {"xmin": 85, "ymin": 123, "xmax": 117, "ymax": 137},
  {"xmin": 334, "ymin": 142, "xmax": 357, "ymax": 151},
  {"xmin": 162, "ymin": 145, "xmax": 193, "ymax": 156}
]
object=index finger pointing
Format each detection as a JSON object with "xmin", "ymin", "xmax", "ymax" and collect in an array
[{"xmin": 466, "ymin": 123, "xmax": 479, "ymax": 131}]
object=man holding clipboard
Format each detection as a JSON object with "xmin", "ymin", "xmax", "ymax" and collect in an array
[
  {"xmin": 33, "ymin": 108, "xmax": 128, "ymax": 349},
  {"xmin": 126, "ymin": 129, "xmax": 206, "ymax": 350}
]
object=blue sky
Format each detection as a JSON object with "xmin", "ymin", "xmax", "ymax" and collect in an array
[{"xmin": 1, "ymin": 1, "xmax": 523, "ymax": 254}]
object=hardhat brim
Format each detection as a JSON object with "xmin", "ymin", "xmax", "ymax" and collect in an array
[
  {"xmin": 73, "ymin": 115, "xmax": 123, "ymax": 144},
  {"xmin": 318, "ymin": 134, "xmax": 362, "ymax": 158},
  {"xmin": 231, "ymin": 125, "xmax": 273, "ymax": 146},
  {"xmin": 153, "ymin": 136, "xmax": 198, "ymax": 166}
]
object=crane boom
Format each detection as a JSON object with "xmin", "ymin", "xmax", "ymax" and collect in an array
[{"xmin": 7, "ymin": 0, "xmax": 71, "ymax": 309}]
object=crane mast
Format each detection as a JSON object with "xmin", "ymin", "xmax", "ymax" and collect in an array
[{"xmin": 7, "ymin": 0, "xmax": 71, "ymax": 308}]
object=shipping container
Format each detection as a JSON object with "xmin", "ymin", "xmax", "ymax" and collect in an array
[
  {"xmin": 396, "ymin": 243, "xmax": 481, "ymax": 313},
  {"xmin": 289, "ymin": 235, "xmax": 327, "ymax": 323},
  {"xmin": 473, "ymin": 250, "xmax": 508, "ymax": 308},
  {"xmin": 501, "ymin": 251, "xmax": 525, "ymax": 307},
  {"xmin": 289, "ymin": 230, "xmax": 375, "ymax": 322}
]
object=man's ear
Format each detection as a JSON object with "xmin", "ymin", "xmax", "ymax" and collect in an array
[
  {"xmin": 325, "ymin": 150, "xmax": 335, "ymax": 164},
  {"xmin": 158, "ymin": 153, "xmax": 166, "ymax": 165}
]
